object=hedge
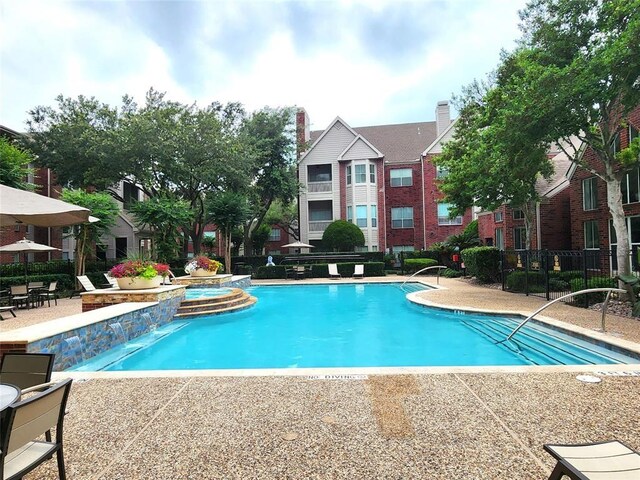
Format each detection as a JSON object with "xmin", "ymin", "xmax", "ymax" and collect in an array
[
  {"xmin": 461, "ymin": 247, "xmax": 500, "ymax": 283},
  {"xmin": 0, "ymin": 274, "xmax": 75, "ymax": 292},
  {"xmin": 441, "ymin": 268, "xmax": 463, "ymax": 278},
  {"xmin": 505, "ymin": 271, "xmax": 546, "ymax": 293},
  {"xmin": 403, "ymin": 258, "xmax": 438, "ymax": 273},
  {"xmin": 253, "ymin": 262, "xmax": 385, "ymax": 279},
  {"xmin": 569, "ymin": 276, "xmax": 616, "ymax": 305}
]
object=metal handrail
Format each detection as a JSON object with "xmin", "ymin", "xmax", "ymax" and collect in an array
[
  {"xmin": 401, "ymin": 265, "xmax": 448, "ymax": 290},
  {"xmin": 504, "ymin": 287, "xmax": 626, "ymax": 341}
]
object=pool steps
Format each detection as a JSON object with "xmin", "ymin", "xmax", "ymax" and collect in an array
[
  {"xmin": 174, "ymin": 288, "xmax": 257, "ymax": 318},
  {"xmin": 459, "ymin": 315, "xmax": 630, "ymax": 366}
]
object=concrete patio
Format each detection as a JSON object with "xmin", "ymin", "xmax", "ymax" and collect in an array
[{"xmin": 2, "ymin": 277, "xmax": 639, "ymax": 479}]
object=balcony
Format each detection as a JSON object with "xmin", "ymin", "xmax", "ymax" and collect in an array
[
  {"xmin": 309, "ymin": 220, "xmax": 332, "ymax": 232},
  {"xmin": 308, "ymin": 181, "xmax": 332, "ymax": 193}
]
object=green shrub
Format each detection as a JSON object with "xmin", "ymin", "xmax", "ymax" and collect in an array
[
  {"xmin": 322, "ymin": 220, "xmax": 365, "ymax": 251},
  {"xmin": 461, "ymin": 247, "xmax": 500, "ymax": 283},
  {"xmin": 505, "ymin": 271, "xmax": 545, "ymax": 292},
  {"xmin": 569, "ymin": 276, "xmax": 616, "ymax": 305},
  {"xmin": 441, "ymin": 268, "xmax": 463, "ymax": 278},
  {"xmin": 404, "ymin": 258, "xmax": 438, "ymax": 273},
  {"xmin": 549, "ymin": 270, "xmax": 583, "ymax": 282},
  {"xmin": 548, "ymin": 278, "xmax": 570, "ymax": 292}
]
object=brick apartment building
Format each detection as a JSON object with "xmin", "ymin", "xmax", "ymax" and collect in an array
[{"xmin": 296, "ymin": 102, "xmax": 472, "ymax": 255}]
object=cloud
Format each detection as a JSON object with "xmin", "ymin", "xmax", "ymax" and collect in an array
[{"xmin": 0, "ymin": 0, "xmax": 527, "ymax": 131}]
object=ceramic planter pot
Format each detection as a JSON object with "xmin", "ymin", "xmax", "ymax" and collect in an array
[
  {"xmin": 190, "ymin": 268, "xmax": 218, "ymax": 277},
  {"xmin": 116, "ymin": 276, "xmax": 163, "ymax": 290}
]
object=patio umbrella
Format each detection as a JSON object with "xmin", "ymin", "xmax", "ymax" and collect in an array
[
  {"xmin": 0, "ymin": 185, "xmax": 93, "ymax": 227},
  {"xmin": 0, "ymin": 238, "xmax": 60, "ymax": 284},
  {"xmin": 281, "ymin": 240, "xmax": 315, "ymax": 249}
]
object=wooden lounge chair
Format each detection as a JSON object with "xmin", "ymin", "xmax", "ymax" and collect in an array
[
  {"xmin": 328, "ymin": 263, "xmax": 341, "ymax": 279},
  {"xmin": 544, "ymin": 440, "xmax": 640, "ymax": 480},
  {"xmin": 0, "ymin": 378, "xmax": 73, "ymax": 480},
  {"xmin": 353, "ymin": 264, "xmax": 364, "ymax": 279}
]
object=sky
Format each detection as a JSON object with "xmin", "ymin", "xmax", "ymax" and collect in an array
[{"xmin": 0, "ymin": 0, "xmax": 528, "ymax": 132}]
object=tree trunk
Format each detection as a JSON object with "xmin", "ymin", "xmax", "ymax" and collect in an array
[
  {"xmin": 522, "ymin": 200, "xmax": 536, "ymax": 250},
  {"xmin": 605, "ymin": 175, "xmax": 633, "ymax": 298},
  {"xmin": 224, "ymin": 230, "xmax": 232, "ymax": 274}
]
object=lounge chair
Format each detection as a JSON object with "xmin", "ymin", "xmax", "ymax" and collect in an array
[
  {"xmin": 103, "ymin": 273, "xmax": 119, "ymax": 288},
  {"xmin": 544, "ymin": 440, "xmax": 640, "ymax": 480},
  {"xmin": 69, "ymin": 275, "xmax": 96, "ymax": 298},
  {"xmin": 353, "ymin": 264, "xmax": 364, "ymax": 279},
  {"xmin": 328, "ymin": 263, "xmax": 341, "ymax": 279},
  {"xmin": 0, "ymin": 378, "xmax": 73, "ymax": 480},
  {"xmin": 38, "ymin": 281, "xmax": 59, "ymax": 307}
]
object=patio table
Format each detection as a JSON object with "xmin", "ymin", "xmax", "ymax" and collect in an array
[{"xmin": 0, "ymin": 383, "xmax": 20, "ymax": 411}]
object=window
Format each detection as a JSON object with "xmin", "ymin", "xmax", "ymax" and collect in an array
[
  {"xmin": 514, "ymin": 227, "xmax": 526, "ymax": 250},
  {"xmin": 347, "ymin": 206, "xmax": 353, "ymax": 223},
  {"xmin": 609, "ymin": 216, "xmax": 640, "ymax": 272},
  {"xmin": 308, "ymin": 164, "xmax": 332, "ymax": 183},
  {"xmin": 123, "ymin": 181, "xmax": 139, "ymax": 210},
  {"xmin": 268, "ymin": 229, "xmax": 280, "ymax": 241},
  {"xmin": 622, "ymin": 166, "xmax": 640, "ymax": 204},
  {"xmin": 582, "ymin": 177, "xmax": 598, "ymax": 210},
  {"xmin": 436, "ymin": 166, "xmax": 449, "ymax": 179},
  {"xmin": 371, "ymin": 204, "xmax": 377, "ymax": 228},
  {"xmin": 390, "ymin": 168, "xmax": 412, "ymax": 187},
  {"xmin": 437, "ymin": 203, "xmax": 462, "ymax": 225},
  {"xmin": 495, "ymin": 228, "xmax": 504, "ymax": 250},
  {"xmin": 369, "ymin": 164, "xmax": 376, "ymax": 183},
  {"xmin": 391, "ymin": 207, "xmax": 414, "ymax": 228},
  {"xmin": 494, "ymin": 211, "xmax": 503, "ymax": 222},
  {"xmin": 512, "ymin": 209, "xmax": 525, "ymax": 220},
  {"xmin": 584, "ymin": 220, "xmax": 599, "ymax": 249},
  {"xmin": 346, "ymin": 166, "xmax": 352, "ymax": 185},
  {"xmin": 355, "ymin": 164, "xmax": 367, "ymax": 183},
  {"xmin": 356, "ymin": 205, "xmax": 367, "ymax": 227}
]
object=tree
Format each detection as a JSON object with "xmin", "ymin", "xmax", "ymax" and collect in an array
[
  {"xmin": 250, "ymin": 224, "xmax": 271, "ymax": 255},
  {"xmin": 24, "ymin": 95, "xmax": 123, "ymax": 190},
  {"xmin": 129, "ymin": 195, "xmax": 193, "ymax": 262},
  {"xmin": 322, "ymin": 220, "xmax": 365, "ymax": 252},
  {"xmin": 207, "ymin": 192, "xmax": 250, "ymax": 273},
  {"xmin": 239, "ymin": 107, "xmax": 299, "ymax": 254},
  {"xmin": 60, "ymin": 189, "xmax": 119, "ymax": 280},
  {"xmin": 0, "ymin": 137, "xmax": 35, "ymax": 190},
  {"xmin": 435, "ymin": 76, "xmax": 552, "ymax": 250},
  {"xmin": 495, "ymin": 0, "xmax": 640, "ymax": 291},
  {"xmin": 264, "ymin": 199, "xmax": 299, "ymax": 241}
]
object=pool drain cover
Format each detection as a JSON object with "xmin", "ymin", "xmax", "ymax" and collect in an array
[{"xmin": 576, "ymin": 375, "xmax": 602, "ymax": 383}]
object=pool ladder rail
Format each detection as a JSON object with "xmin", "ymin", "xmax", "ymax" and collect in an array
[
  {"xmin": 503, "ymin": 287, "xmax": 627, "ymax": 342},
  {"xmin": 401, "ymin": 265, "xmax": 448, "ymax": 291},
  {"xmin": 175, "ymin": 288, "xmax": 257, "ymax": 318}
]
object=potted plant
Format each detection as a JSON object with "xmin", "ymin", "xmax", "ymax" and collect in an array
[
  {"xmin": 185, "ymin": 256, "xmax": 223, "ymax": 277},
  {"xmin": 109, "ymin": 260, "xmax": 170, "ymax": 290}
]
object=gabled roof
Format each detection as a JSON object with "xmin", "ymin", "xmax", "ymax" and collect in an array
[
  {"xmin": 299, "ymin": 117, "xmax": 359, "ymax": 163},
  {"xmin": 537, "ymin": 136, "xmax": 583, "ymax": 198},
  {"xmin": 309, "ymin": 120, "xmax": 438, "ymax": 164},
  {"xmin": 338, "ymin": 135, "xmax": 384, "ymax": 161},
  {"xmin": 422, "ymin": 119, "xmax": 457, "ymax": 156}
]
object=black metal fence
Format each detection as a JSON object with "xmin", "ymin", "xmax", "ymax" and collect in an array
[{"xmin": 501, "ymin": 249, "xmax": 637, "ymax": 306}]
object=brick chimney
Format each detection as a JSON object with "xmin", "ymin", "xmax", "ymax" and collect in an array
[
  {"xmin": 435, "ymin": 100, "xmax": 450, "ymax": 136},
  {"xmin": 296, "ymin": 108, "xmax": 310, "ymax": 159}
]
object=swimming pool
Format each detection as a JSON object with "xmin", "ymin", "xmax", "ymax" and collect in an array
[{"xmin": 69, "ymin": 283, "xmax": 640, "ymax": 371}]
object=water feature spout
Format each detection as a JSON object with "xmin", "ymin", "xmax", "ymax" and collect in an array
[
  {"xmin": 109, "ymin": 322, "xmax": 128, "ymax": 343},
  {"xmin": 64, "ymin": 335, "xmax": 85, "ymax": 361}
]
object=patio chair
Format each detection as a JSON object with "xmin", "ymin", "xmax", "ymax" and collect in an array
[
  {"xmin": 328, "ymin": 263, "xmax": 341, "ymax": 279},
  {"xmin": 69, "ymin": 275, "xmax": 96, "ymax": 298},
  {"xmin": 0, "ymin": 352, "xmax": 56, "ymax": 391},
  {"xmin": 0, "ymin": 378, "xmax": 73, "ymax": 480},
  {"xmin": 544, "ymin": 440, "xmax": 640, "ymax": 480},
  {"xmin": 38, "ymin": 281, "xmax": 60, "ymax": 307},
  {"xmin": 353, "ymin": 264, "xmax": 364, "ymax": 279},
  {"xmin": 9, "ymin": 285, "xmax": 30, "ymax": 309}
]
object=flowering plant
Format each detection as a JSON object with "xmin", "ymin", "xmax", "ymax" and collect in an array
[
  {"xmin": 184, "ymin": 255, "xmax": 223, "ymax": 274},
  {"xmin": 109, "ymin": 260, "xmax": 170, "ymax": 279}
]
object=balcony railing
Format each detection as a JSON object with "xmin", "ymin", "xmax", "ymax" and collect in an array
[
  {"xmin": 308, "ymin": 181, "xmax": 332, "ymax": 193},
  {"xmin": 309, "ymin": 220, "xmax": 332, "ymax": 232}
]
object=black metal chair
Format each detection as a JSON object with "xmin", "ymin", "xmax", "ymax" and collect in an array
[{"xmin": 38, "ymin": 281, "xmax": 60, "ymax": 307}]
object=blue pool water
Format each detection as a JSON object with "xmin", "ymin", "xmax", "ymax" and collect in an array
[
  {"xmin": 70, "ymin": 284, "xmax": 639, "ymax": 371},
  {"xmin": 185, "ymin": 287, "xmax": 235, "ymax": 300}
]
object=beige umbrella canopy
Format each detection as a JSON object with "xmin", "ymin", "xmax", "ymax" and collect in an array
[
  {"xmin": 0, "ymin": 185, "xmax": 92, "ymax": 227},
  {"xmin": 281, "ymin": 240, "xmax": 315, "ymax": 249},
  {"xmin": 0, "ymin": 238, "xmax": 60, "ymax": 284}
]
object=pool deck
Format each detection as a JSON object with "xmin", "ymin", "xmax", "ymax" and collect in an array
[{"xmin": 3, "ymin": 276, "xmax": 640, "ymax": 479}]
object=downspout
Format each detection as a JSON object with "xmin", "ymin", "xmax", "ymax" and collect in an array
[
  {"xmin": 47, "ymin": 168, "xmax": 52, "ymax": 261},
  {"xmin": 536, "ymin": 201, "xmax": 542, "ymax": 249},
  {"xmin": 421, "ymin": 155, "xmax": 426, "ymax": 250},
  {"xmin": 382, "ymin": 160, "xmax": 387, "ymax": 252}
]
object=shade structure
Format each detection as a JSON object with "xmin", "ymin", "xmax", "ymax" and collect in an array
[
  {"xmin": 0, "ymin": 185, "xmax": 92, "ymax": 227},
  {"xmin": 0, "ymin": 238, "xmax": 60, "ymax": 284},
  {"xmin": 281, "ymin": 241, "xmax": 315, "ymax": 249}
]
